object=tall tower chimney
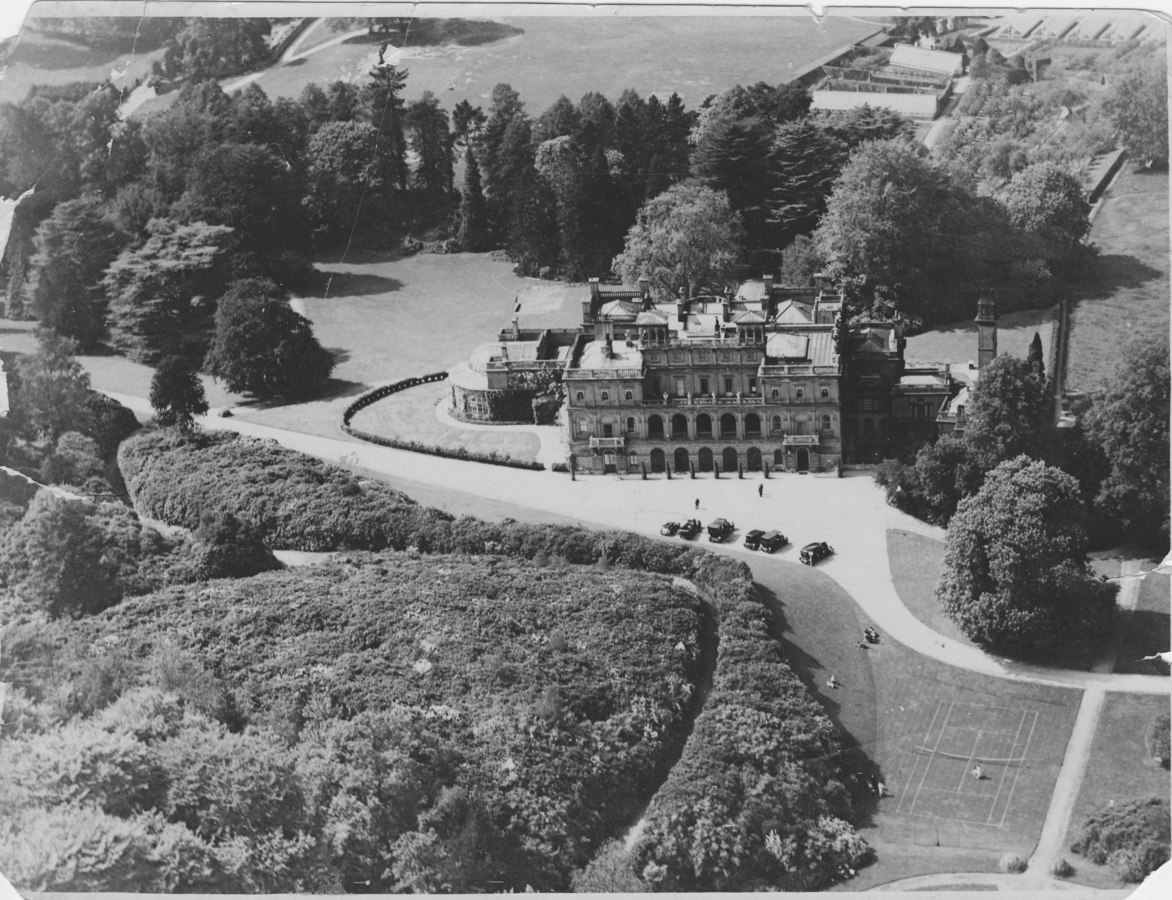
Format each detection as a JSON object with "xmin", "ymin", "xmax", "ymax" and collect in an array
[{"xmin": 975, "ymin": 293, "xmax": 998, "ymax": 370}]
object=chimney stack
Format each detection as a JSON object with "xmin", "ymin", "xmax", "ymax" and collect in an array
[
  {"xmin": 589, "ymin": 277, "xmax": 602, "ymax": 318},
  {"xmin": 763, "ymin": 273, "xmax": 774, "ymax": 295},
  {"xmin": 676, "ymin": 285, "xmax": 688, "ymax": 329},
  {"xmin": 604, "ymin": 333, "xmax": 613, "ymax": 359},
  {"xmin": 813, "ymin": 271, "xmax": 826, "ymax": 293},
  {"xmin": 975, "ymin": 293, "xmax": 998, "ymax": 370}
]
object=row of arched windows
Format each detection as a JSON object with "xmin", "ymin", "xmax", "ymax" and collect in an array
[
  {"xmin": 640, "ymin": 447, "xmax": 788, "ymax": 473},
  {"xmin": 575, "ymin": 411, "xmax": 837, "ymax": 440}
]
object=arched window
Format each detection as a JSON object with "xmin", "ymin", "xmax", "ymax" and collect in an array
[
  {"xmin": 744, "ymin": 413, "xmax": 761, "ymax": 437},
  {"xmin": 795, "ymin": 416, "xmax": 809, "ymax": 435},
  {"xmin": 671, "ymin": 413, "xmax": 689, "ymax": 438},
  {"xmin": 719, "ymin": 413, "xmax": 737, "ymax": 438},
  {"xmin": 722, "ymin": 447, "xmax": 739, "ymax": 472},
  {"xmin": 650, "ymin": 448, "xmax": 666, "ymax": 472},
  {"xmin": 820, "ymin": 386, "xmax": 830, "ymax": 400},
  {"xmin": 674, "ymin": 447, "xmax": 690, "ymax": 473},
  {"xmin": 747, "ymin": 447, "xmax": 762, "ymax": 471},
  {"xmin": 647, "ymin": 415, "xmax": 664, "ymax": 439},
  {"xmin": 695, "ymin": 413, "xmax": 713, "ymax": 438},
  {"xmin": 821, "ymin": 414, "xmax": 832, "ymax": 433},
  {"xmin": 771, "ymin": 415, "xmax": 782, "ymax": 434},
  {"xmin": 628, "ymin": 451, "xmax": 639, "ymax": 468},
  {"xmin": 773, "ymin": 449, "xmax": 784, "ymax": 466},
  {"xmin": 698, "ymin": 447, "xmax": 714, "ymax": 472},
  {"xmin": 626, "ymin": 417, "xmax": 637, "ymax": 434},
  {"xmin": 578, "ymin": 418, "xmax": 590, "ymax": 437}
]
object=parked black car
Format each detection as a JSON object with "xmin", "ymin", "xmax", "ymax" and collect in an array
[
  {"xmin": 707, "ymin": 518, "xmax": 735, "ymax": 543},
  {"xmin": 743, "ymin": 529, "xmax": 765, "ymax": 550},
  {"xmin": 759, "ymin": 531, "xmax": 788, "ymax": 553},
  {"xmin": 679, "ymin": 519, "xmax": 702, "ymax": 539},
  {"xmin": 660, "ymin": 521, "xmax": 680, "ymax": 536},
  {"xmin": 800, "ymin": 541, "xmax": 834, "ymax": 565}
]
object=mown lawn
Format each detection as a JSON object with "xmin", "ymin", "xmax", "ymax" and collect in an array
[
  {"xmin": 886, "ymin": 530, "xmax": 979, "ymax": 649},
  {"xmin": 348, "ymin": 380, "xmax": 541, "ymax": 464},
  {"xmin": 1059, "ymin": 692, "xmax": 1172, "ymax": 889},
  {"xmin": 904, "ymin": 306, "xmax": 1055, "ymax": 368},
  {"xmin": 1113, "ymin": 572, "xmax": 1171, "ymax": 675},
  {"xmin": 748, "ymin": 556, "xmax": 1081, "ymax": 890},
  {"xmin": 1066, "ymin": 166, "xmax": 1170, "ymax": 394},
  {"xmin": 0, "ymin": 28, "xmax": 166, "ymax": 101}
]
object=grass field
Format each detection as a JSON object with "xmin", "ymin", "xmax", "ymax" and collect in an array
[
  {"xmin": 1059, "ymin": 692, "xmax": 1171, "ymax": 888},
  {"xmin": 749, "ymin": 557, "xmax": 1081, "ymax": 889},
  {"xmin": 348, "ymin": 380, "xmax": 541, "ymax": 463},
  {"xmin": 0, "ymin": 29, "xmax": 166, "ymax": 102},
  {"xmin": 887, "ymin": 530, "xmax": 979, "ymax": 649},
  {"xmin": 1113, "ymin": 572, "xmax": 1171, "ymax": 675},
  {"xmin": 1066, "ymin": 166, "xmax": 1171, "ymax": 394},
  {"xmin": 130, "ymin": 13, "xmax": 882, "ymax": 118},
  {"xmin": 904, "ymin": 307, "xmax": 1055, "ymax": 368}
]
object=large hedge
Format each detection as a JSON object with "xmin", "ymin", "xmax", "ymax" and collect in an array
[
  {"xmin": 111, "ymin": 426, "xmax": 866, "ymax": 890},
  {"xmin": 1070, "ymin": 797, "xmax": 1170, "ymax": 882}
]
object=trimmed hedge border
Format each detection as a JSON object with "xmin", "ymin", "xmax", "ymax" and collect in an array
[
  {"xmin": 341, "ymin": 372, "xmax": 545, "ymax": 472},
  {"xmin": 118, "ymin": 429, "xmax": 866, "ymax": 890}
]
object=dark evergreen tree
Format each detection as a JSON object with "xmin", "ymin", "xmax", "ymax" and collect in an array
[
  {"xmin": 405, "ymin": 92, "xmax": 455, "ymax": 196},
  {"xmin": 480, "ymin": 84, "xmax": 527, "ymax": 235},
  {"xmin": 149, "ymin": 356, "xmax": 208, "ymax": 431},
  {"xmin": 533, "ymin": 95, "xmax": 580, "ymax": 142},
  {"xmin": 451, "ymin": 99, "xmax": 486, "ymax": 154},
  {"xmin": 457, "ymin": 148, "xmax": 491, "ymax": 252},
  {"xmin": 766, "ymin": 120, "xmax": 848, "ymax": 247},
  {"xmin": 28, "ymin": 196, "xmax": 123, "ymax": 348},
  {"xmin": 691, "ymin": 108, "xmax": 773, "ymax": 248},
  {"xmin": 360, "ymin": 64, "xmax": 409, "ymax": 191},
  {"xmin": 1028, "ymin": 332, "xmax": 1046, "ymax": 379},
  {"xmin": 298, "ymin": 82, "xmax": 332, "ymax": 132},
  {"xmin": 325, "ymin": 80, "xmax": 362, "ymax": 123}
]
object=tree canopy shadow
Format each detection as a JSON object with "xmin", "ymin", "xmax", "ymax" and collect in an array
[
  {"xmin": 304, "ymin": 270, "xmax": 403, "ymax": 298},
  {"xmin": 1078, "ymin": 253, "xmax": 1165, "ymax": 297}
]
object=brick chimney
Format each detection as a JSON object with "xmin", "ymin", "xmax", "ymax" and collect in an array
[
  {"xmin": 813, "ymin": 271, "xmax": 826, "ymax": 293},
  {"xmin": 676, "ymin": 285, "xmax": 688, "ymax": 329},
  {"xmin": 604, "ymin": 333, "xmax": 613, "ymax": 359},
  {"xmin": 763, "ymin": 273, "xmax": 774, "ymax": 295},
  {"xmin": 589, "ymin": 277, "xmax": 602, "ymax": 318}
]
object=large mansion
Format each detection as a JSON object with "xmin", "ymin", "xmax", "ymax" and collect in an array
[{"xmin": 452, "ymin": 278, "xmax": 998, "ymax": 476}]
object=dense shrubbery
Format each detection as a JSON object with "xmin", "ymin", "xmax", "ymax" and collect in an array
[
  {"xmin": 1, "ymin": 554, "xmax": 705, "ymax": 891},
  {"xmin": 1070, "ymin": 797, "xmax": 1170, "ymax": 882},
  {"xmin": 109, "ymin": 429, "xmax": 865, "ymax": 890},
  {"xmin": 1147, "ymin": 713, "xmax": 1170, "ymax": 768},
  {"xmin": 0, "ymin": 489, "xmax": 279, "ymax": 622},
  {"xmin": 118, "ymin": 429, "xmax": 451, "ymax": 551}
]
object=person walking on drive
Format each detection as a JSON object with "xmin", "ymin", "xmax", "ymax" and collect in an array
[
  {"xmin": 695, "ymin": 498, "xmax": 700, "ymax": 510},
  {"xmin": 758, "ymin": 483, "xmax": 763, "ymax": 498}
]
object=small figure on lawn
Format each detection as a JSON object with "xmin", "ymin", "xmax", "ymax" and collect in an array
[
  {"xmin": 826, "ymin": 674, "xmax": 839, "ymax": 689},
  {"xmin": 864, "ymin": 627, "xmax": 880, "ymax": 644},
  {"xmin": 971, "ymin": 764, "xmax": 983, "ymax": 781}
]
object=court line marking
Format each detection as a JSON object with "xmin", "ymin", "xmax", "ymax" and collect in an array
[
  {"xmin": 958, "ymin": 728, "xmax": 984, "ymax": 791},
  {"xmin": 987, "ymin": 708, "xmax": 1029, "ymax": 825},
  {"xmin": 898, "ymin": 700, "xmax": 943, "ymax": 815},
  {"xmin": 996, "ymin": 709, "xmax": 1039, "ymax": 828},
  {"xmin": 907, "ymin": 699, "xmax": 953, "ymax": 816}
]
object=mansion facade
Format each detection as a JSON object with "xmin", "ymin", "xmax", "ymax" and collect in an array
[{"xmin": 562, "ymin": 277, "xmax": 981, "ymax": 476}]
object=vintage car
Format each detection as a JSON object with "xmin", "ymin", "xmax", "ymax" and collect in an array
[
  {"xmin": 800, "ymin": 541, "xmax": 834, "ymax": 565},
  {"xmin": 743, "ymin": 529, "xmax": 766, "ymax": 550},
  {"xmin": 759, "ymin": 530, "xmax": 789, "ymax": 553},
  {"xmin": 707, "ymin": 518, "xmax": 735, "ymax": 543},
  {"xmin": 679, "ymin": 519, "xmax": 703, "ymax": 539},
  {"xmin": 660, "ymin": 521, "xmax": 680, "ymax": 536}
]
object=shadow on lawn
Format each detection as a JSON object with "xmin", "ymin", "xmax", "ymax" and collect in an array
[
  {"xmin": 307, "ymin": 270, "xmax": 405, "ymax": 298},
  {"xmin": 1078, "ymin": 253, "xmax": 1165, "ymax": 297}
]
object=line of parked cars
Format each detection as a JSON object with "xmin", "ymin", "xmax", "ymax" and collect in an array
[{"xmin": 659, "ymin": 518, "xmax": 834, "ymax": 565}]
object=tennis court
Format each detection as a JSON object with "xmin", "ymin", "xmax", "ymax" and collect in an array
[{"xmin": 896, "ymin": 700, "xmax": 1039, "ymax": 827}]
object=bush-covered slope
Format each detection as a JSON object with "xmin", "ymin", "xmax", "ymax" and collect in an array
[
  {"xmin": 104, "ymin": 426, "xmax": 866, "ymax": 890},
  {"xmin": 2, "ymin": 553, "xmax": 703, "ymax": 892}
]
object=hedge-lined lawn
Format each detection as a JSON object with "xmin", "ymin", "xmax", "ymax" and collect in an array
[
  {"xmin": 1066, "ymin": 166, "xmax": 1170, "ymax": 394},
  {"xmin": 886, "ymin": 530, "xmax": 979, "ymax": 649},
  {"xmin": 1059, "ymin": 693, "xmax": 1172, "ymax": 889},
  {"xmin": 0, "ymin": 28, "xmax": 167, "ymax": 100},
  {"xmin": 349, "ymin": 381, "xmax": 541, "ymax": 464},
  {"xmin": 1114, "ymin": 573, "xmax": 1171, "ymax": 675},
  {"xmin": 904, "ymin": 307, "xmax": 1054, "ymax": 368},
  {"xmin": 750, "ymin": 555, "xmax": 1082, "ymax": 890}
]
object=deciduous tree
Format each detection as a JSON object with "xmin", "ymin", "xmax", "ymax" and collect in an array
[
  {"xmin": 613, "ymin": 183, "xmax": 743, "ymax": 300},
  {"xmin": 11, "ymin": 330, "xmax": 92, "ymax": 442},
  {"xmin": 936, "ymin": 456, "xmax": 1117, "ymax": 654},
  {"xmin": 203, "ymin": 277, "xmax": 333, "ymax": 400},
  {"xmin": 1003, "ymin": 162, "xmax": 1090, "ymax": 265},
  {"xmin": 1102, "ymin": 53, "xmax": 1169, "ymax": 165},
  {"xmin": 1083, "ymin": 332, "xmax": 1170, "ymax": 549},
  {"xmin": 963, "ymin": 355, "xmax": 1051, "ymax": 467}
]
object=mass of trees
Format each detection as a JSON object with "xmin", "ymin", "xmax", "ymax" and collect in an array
[
  {"xmin": 1070, "ymin": 797, "xmax": 1170, "ymax": 882},
  {"xmin": 2, "ymin": 426, "xmax": 868, "ymax": 891}
]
